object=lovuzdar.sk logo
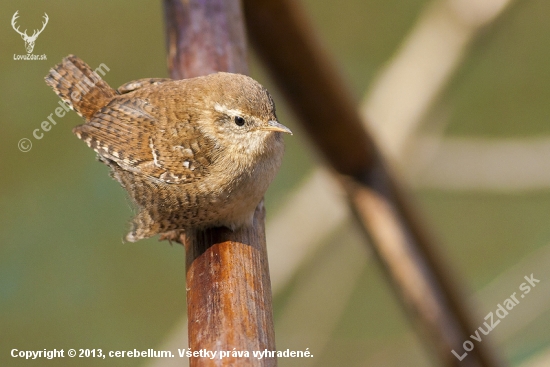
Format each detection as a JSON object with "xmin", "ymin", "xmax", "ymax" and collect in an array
[{"xmin": 12, "ymin": 10, "xmax": 48, "ymax": 61}]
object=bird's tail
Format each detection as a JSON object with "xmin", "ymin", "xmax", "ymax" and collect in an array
[{"xmin": 45, "ymin": 54, "xmax": 115, "ymax": 120}]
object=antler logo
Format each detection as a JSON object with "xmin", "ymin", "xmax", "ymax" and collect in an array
[{"xmin": 11, "ymin": 11, "xmax": 48, "ymax": 54}]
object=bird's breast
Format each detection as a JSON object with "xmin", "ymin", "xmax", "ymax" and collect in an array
[{"xmin": 199, "ymin": 136, "xmax": 284, "ymax": 227}]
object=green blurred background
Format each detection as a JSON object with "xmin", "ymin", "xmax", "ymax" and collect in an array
[{"xmin": 2, "ymin": 0, "xmax": 550, "ymax": 366}]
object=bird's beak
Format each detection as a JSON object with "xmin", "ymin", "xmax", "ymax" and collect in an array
[{"xmin": 261, "ymin": 120, "xmax": 293, "ymax": 135}]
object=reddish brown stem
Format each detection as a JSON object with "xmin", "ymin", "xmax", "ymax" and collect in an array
[
  {"xmin": 184, "ymin": 204, "xmax": 275, "ymax": 366},
  {"xmin": 163, "ymin": 1, "xmax": 276, "ymax": 366},
  {"xmin": 164, "ymin": 0, "xmax": 248, "ymax": 79}
]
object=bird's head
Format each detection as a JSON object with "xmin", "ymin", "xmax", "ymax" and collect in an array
[{"xmin": 196, "ymin": 72, "xmax": 292, "ymax": 157}]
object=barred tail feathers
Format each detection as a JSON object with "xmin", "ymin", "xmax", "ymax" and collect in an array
[{"xmin": 44, "ymin": 55, "xmax": 115, "ymax": 120}]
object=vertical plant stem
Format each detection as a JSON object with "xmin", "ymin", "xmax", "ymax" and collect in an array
[{"xmin": 163, "ymin": 1, "xmax": 276, "ymax": 365}]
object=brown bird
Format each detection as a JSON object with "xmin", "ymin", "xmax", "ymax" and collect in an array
[{"xmin": 45, "ymin": 55, "xmax": 291, "ymax": 242}]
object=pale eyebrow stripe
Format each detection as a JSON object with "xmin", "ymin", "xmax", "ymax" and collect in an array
[{"xmin": 214, "ymin": 103, "xmax": 243, "ymax": 117}]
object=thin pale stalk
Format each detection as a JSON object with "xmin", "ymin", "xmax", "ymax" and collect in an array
[{"xmin": 243, "ymin": 0, "xmax": 504, "ymax": 366}]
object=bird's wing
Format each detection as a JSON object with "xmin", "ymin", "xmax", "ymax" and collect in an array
[
  {"xmin": 73, "ymin": 97, "xmax": 214, "ymax": 183},
  {"xmin": 117, "ymin": 78, "xmax": 172, "ymax": 94}
]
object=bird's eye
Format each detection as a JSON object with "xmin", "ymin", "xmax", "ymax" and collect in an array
[{"xmin": 234, "ymin": 116, "xmax": 245, "ymax": 126}]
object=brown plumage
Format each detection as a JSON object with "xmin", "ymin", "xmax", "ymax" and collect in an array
[{"xmin": 45, "ymin": 55, "xmax": 291, "ymax": 242}]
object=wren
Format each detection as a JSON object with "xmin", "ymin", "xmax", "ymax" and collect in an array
[{"xmin": 45, "ymin": 55, "xmax": 291, "ymax": 242}]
